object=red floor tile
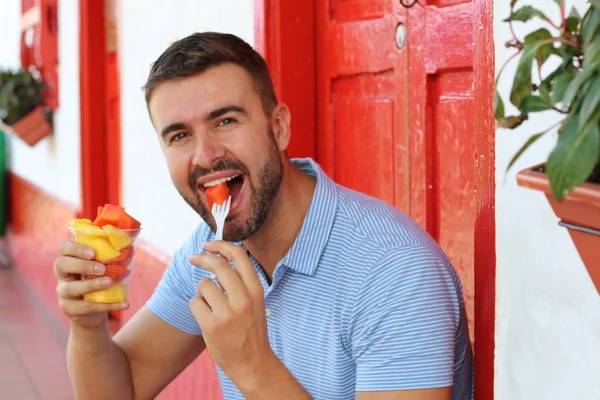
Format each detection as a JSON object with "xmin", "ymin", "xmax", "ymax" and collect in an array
[{"xmin": 0, "ymin": 267, "xmax": 74, "ymax": 400}]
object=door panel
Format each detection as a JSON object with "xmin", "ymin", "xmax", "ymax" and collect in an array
[
  {"xmin": 316, "ymin": 0, "xmax": 475, "ymax": 340},
  {"xmin": 408, "ymin": 1, "xmax": 475, "ymax": 338},
  {"xmin": 316, "ymin": 0, "xmax": 410, "ymax": 213}
]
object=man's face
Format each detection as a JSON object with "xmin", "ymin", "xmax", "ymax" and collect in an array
[{"xmin": 148, "ymin": 63, "xmax": 284, "ymax": 241}]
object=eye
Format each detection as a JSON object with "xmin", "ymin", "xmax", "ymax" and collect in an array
[
  {"xmin": 170, "ymin": 132, "xmax": 189, "ymax": 142},
  {"xmin": 218, "ymin": 118, "xmax": 237, "ymax": 127}
]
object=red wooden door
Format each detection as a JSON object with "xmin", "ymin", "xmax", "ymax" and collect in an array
[
  {"xmin": 316, "ymin": 0, "xmax": 410, "ymax": 213},
  {"xmin": 407, "ymin": 0, "xmax": 475, "ymax": 338},
  {"xmin": 80, "ymin": 0, "xmax": 122, "ymax": 220},
  {"xmin": 316, "ymin": 0, "xmax": 474, "ymax": 339}
]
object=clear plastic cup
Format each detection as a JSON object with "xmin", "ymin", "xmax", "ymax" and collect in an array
[{"xmin": 68, "ymin": 225, "xmax": 141, "ymax": 304}]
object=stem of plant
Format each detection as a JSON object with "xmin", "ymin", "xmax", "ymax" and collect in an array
[
  {"xmin": 496, "ymin": 49, "xmax": 522, "ymax": 85},
  {"xmin": 509, "ymin": 21, "xmax": 520, "ymax": 45},
  {"xmin": 547, "ymin": 118, "xmax": 568, "ymax": 135}
]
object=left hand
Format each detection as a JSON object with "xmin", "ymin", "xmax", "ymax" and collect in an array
[{"xmin": 188, "ymin": 240, "xmax": 273, "ymax": 381}]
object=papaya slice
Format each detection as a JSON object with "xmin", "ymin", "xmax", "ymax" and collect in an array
[
  {"xmin": 108, "ymin": 245, "xmax": 134, "ymax": 266},
  {"xmin": 117, "ymin": 212, "xmax": 141, "ymax": 230},
  {"xmin": 105, "ymin": 264, "xmax": 130, "ymax": 282},
  {"xmin": 93, "ymin": 204, "xmax": 125, "ymax": 228},
  {"xmin": 206, "ymin": 182, "xmax": 230, "ymax": 209}
]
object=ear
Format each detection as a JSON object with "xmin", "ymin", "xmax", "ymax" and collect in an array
[{"xmin": 270, "ymin": 103, "xmax": 291, "ymax": 152}]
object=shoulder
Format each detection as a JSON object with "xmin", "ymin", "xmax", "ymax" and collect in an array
[{"xmin": 333, "ymin": 185, "xmax": 445, "ymax": 253}]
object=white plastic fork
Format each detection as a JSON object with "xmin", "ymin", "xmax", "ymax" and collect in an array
[
  {"xmin": 212, "ymin": 195, "xmax": 231, "ymax": 241},
  {"xmin": 210, "ymin": 196, "xmax": 231, "ymax": 279}
]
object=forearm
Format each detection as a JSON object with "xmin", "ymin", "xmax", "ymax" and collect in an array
[
  {"xmin": 67, "ymin": 319, "xmax": 134, "ymax": 400},
  {"xmin": 235, "ymin": 353, "xmax": 312, "ymax": 400}
]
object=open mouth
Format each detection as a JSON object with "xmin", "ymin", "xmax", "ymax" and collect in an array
[{"xmin": 200, "ymin": 174, "xmax": 245, "ymax": 209}]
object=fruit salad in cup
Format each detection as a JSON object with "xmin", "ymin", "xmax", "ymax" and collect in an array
[{"xmin": 68, "ymin": 204, "xmax": 141, "ymax": 304}]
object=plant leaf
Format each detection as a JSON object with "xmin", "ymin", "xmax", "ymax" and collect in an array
[
  {"xmin": 566, "ymin": 7, "xmax": 581, "ymax": 32},
  {"xmin": 562, "ymin": 68, "xmax": 595, "ymax": 107},
  {"xmin": 506, "ymin": 130, "xmax": 550, "ymax": 172},
  {"xmin": 566, "ymin": 16, "xmax": 580, "ymax": 33},
  {"xmin": 497, "ymin": 114, "xmax": 528, "ymax": 129},
  {"xmin": 495, "ymin": 90, "xmax": 505, "ymax": 119},
  {"xmin": 583, "ymin": 37, "xmax": 600, "ymax": 66},
  {"xmin": 568, "ymin": 6, "xmax": 581, "ymax": 19},
  {"xmin": 504, "ymin": 6, "xmax": 551, "ymax": 24},
  {"xmin": 579, "ymin": 76, "xmax": 600, "ymax": 130},
  {"xmin": 510, "ymin": 40, "xmax": 547, "ymax": 108},
  {"xmin": 519, "ymin": 95, "xmax": 552, "ymax": 113},
  {"xmin": 582, "ymin": 6, "xmax": 600, "ymax": 45},
  {"xmin": 550, "ymin": 67, "xmax": 576, "ymax": 103},
  {"xmin": 539, "ymin": 81, "xmax": 552, "ymax": 104},
  {"xmin": 524, "ymin": 28, "xmax": 555, "ymax": 68},
  {"xmin": 546, "ymin": 114, "xmax": 600, "ymax": 199}
]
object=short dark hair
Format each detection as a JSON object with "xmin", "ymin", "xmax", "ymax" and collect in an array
[{"xmin": 143, "ymin": 32, "xmax": 278, "ymax": 115}]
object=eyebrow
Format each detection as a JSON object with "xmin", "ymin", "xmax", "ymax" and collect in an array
[
  {"xmin": 160, "ymin": 105, "xmax": 248, "ymax": 140},
  {"xmin": 207, "ymin": 105, "xmax": 248, "ymax": 120},
  {"xmin": 160, "ymin": 122, "xmax": 187, "ymax": 139}
]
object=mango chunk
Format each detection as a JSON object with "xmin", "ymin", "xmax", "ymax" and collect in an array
[
  {"xmin": 69, "ymin": 218, "xmax": 93, "ymax": 229},
  {"xmin": 74, "ymin": 234, "xmax": 120, "ymax": 262},
  {"xmin": 102, "ymin": 224, "xmax": 134, "ymax": 251},
  {"xmin": 84, "ymin": 283, "xmax": 128, "ymax": 303}
]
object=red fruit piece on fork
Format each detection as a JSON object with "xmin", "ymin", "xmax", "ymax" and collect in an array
[{"xmin": 206, "ymin": 182, "xmax": 230, "ymax": 209}]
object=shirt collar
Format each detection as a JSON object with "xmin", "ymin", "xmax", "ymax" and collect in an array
[{"xmin": 280, "ymin": 157, "xmax": 338, "ymax": 276}]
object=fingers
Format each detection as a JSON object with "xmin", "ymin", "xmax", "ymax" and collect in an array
[
  {"xmin": 201, "ymin": 241, "xmax": 263, "ymax": 295},
  {"xmin": 58, "ymin": 297, "xmax": 129, "ymax": 316},
  {"xmin": 58, "ymin": 240, "xmax": 95, "ymax": 259},
  {"xmin": 196, "ymin": 278, "xmax": 229, "ymax": 313},
  {"xmin": 54, "ymin": 240, "xmax": 129, "ymax": 324},
  {"xmin": 189, "ymin": 296, "xmax": 212, "ymax": 330},
  {"xmin": 189, "ymin": 253, "xmax": 247, "ymax": 304},
  {"xmin": 56, "ymin": 276, "xmax": 113, "ymax": 299},
  {"xmin": 54, "ymin": 256, "xmax": 105, "ymax": 280}
]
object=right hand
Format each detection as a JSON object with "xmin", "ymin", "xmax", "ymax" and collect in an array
[{"xmin": 54, "ymin": 240, "xmax": 129, "ymax": 329}]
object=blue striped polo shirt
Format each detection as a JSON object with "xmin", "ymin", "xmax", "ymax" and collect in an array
[{"xmin": 147, "ymin": 157, "xmax": 473, "ymax": 399}]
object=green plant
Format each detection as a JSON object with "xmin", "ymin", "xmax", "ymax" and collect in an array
[
  {"xmin": 0, "ymin": 68, "xmax": 44, "ymax": 126},
  {"xmin": 495, "ymin": 0, "xmax": 600, "ymax": 200}
]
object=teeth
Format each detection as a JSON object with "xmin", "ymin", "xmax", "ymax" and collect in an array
[{"xmin": 203, "ymin": 174, "xmax": 240, "ymax": 188}]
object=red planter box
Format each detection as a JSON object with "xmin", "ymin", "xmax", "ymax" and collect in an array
[
  {"xmin": 517, "ymin": 165, "xmax": 600, "ymax": 293},
  {"xmin": 1, "ymin": 106, "xmax": 53, "ymax": 146}
]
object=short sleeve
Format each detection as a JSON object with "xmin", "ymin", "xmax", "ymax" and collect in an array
[
  {"xmin": 146, "ymin": 235, "xmax": 208, "ymax": 335},
  {"xmin": 350, "ymin": 244, "xmax": 462, "ymax": 391}
]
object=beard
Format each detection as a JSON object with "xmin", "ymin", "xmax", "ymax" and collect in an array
[{"xmin": 177, "ymin": 129, "xmax": 283, "ymax": 242}]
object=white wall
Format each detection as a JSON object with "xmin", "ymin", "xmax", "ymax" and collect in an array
[
  {"xmin": 495, "ymin": 1, "xmax": 600, "ymax": 399},
  {"xmin": 119, "ymin": 0, "xmax": 254, "ymax": 255},
  {"xmin": 0, "ymin": 1, "xmax": 81, "ymax": 207}
]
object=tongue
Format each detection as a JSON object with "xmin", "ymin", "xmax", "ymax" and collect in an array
[{"xmin": 227, "ymin": 177, "xmax": 243, "ymax": 203}]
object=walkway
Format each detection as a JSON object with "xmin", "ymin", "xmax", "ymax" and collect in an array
[{"xmin": 0, "ymin": 265, "xmax": 74, "ymax": 399}]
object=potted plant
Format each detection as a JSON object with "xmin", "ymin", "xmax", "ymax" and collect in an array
[
  {"xmin": 495, "ymin": 0, "xmax": 600, "ymax": 292},
  {"xmin": 0, "ymin": 67, "xmax": 53, "ymax": 146}
]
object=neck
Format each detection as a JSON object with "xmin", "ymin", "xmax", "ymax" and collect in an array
[{"xmin": 243, "ymin": 160, "xmax": 316, "ymax": 278}]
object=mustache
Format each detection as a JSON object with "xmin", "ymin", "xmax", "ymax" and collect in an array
[{"xmin": 189, "ymin": 159, "xmax": 250, "ymax": 190}]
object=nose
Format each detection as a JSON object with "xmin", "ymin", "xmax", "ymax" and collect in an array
[{"xmin": 191, "ymin": 133, "xmax": 227, "ymax": 168}]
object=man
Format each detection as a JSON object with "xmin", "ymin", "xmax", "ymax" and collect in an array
[{"xmin": 54, "ymin": 32, "xmax": 473, "ymax": 399}]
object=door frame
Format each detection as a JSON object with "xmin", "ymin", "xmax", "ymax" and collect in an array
[
  {"xmin": 254, "ymin": 0, "xmax": 496, "ymax": 398},
  {"xmin": 254, "ymin": 0, "xmax": 317, "ymax": 160},
  {"xmin": 79, "ymin": 0, "xmax": 121, "ymax": 219}
]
